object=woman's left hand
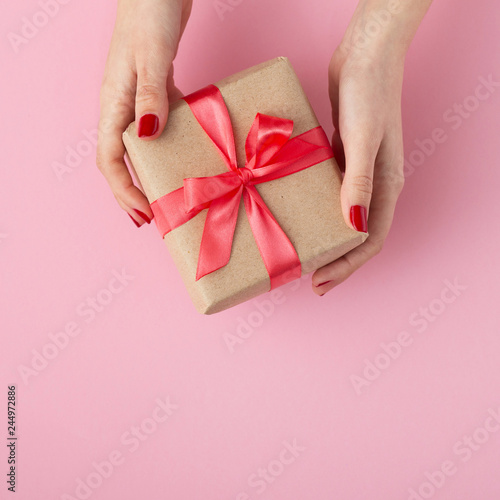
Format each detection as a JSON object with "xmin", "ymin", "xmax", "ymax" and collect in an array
[{"xmin": 312, "ymin": 0, "xmax": 432, "ymax": 295}]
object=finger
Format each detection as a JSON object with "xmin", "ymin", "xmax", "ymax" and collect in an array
[
  {"xmin": 97, "ymin": 89, "xmax": 153, "ymax": 227},
  {"xmin": 311, "ymin": 162, "xmax": 404, "ymax": 295},
  {"xmin": 135, "ymin": 41, "xmax": 176, "ymax": 140},
  {"xmin": 311, "ymin": 208, "xmax": 388, "ymax": 295},
  {"xmin": 340, "ymin": 127, "xmax": 380, "ymax": 233}
]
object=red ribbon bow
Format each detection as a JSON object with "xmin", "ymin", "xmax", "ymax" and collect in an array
[{"xmin": 150, "ymin": 84, "xmax": 334, "ymax": 289}]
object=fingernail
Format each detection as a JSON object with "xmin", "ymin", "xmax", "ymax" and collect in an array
[
  {"xmin": 319, "ymin": 293, "xmax": 325, "ymax": 297},
  {"xmin": 133, "ymin": 209, "xmax": 152, "ymax": 224},
  {"xmin": 128, "ymin": 213, "xmax": 141, "ymax": 228},
  {"xmin": 350, "ymin": 205, "xmax": 368, "ymax": 233},
  {"xmin": 316, "ymin": 280, "xmax": 332, "ymax": 287},
  {"xmin": 138, "ymin": 114, "xmax": 159, "ymax": 138}
]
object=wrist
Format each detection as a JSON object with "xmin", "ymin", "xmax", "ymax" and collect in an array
[{"xmin": 338, "ymin": 0, "xmax": 432, "ymax": 65}]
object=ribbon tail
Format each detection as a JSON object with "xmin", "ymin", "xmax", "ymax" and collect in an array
[
  {"xmin": 151, "ymin": 187, "xmax": 207, "ymax": 238},
  {"xmin": 183, "ymin": 171, "xmax": 242, "ymax": 212},
  {"xmin": 242, "ymin": 186, "xmax": 301, "ymax": 289},
  {"xmin": 196, "ymin": 186, "xmax": 243, "ymax": 280}
]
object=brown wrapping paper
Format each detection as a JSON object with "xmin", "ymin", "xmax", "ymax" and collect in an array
[{"xmin": 123, "ymin": 56, "xmax": 368, "ymax": 314}]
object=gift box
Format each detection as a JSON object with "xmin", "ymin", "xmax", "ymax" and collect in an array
[{"xmin": 122, "ymin": 56, "xmax": 368, "ymax": 314}]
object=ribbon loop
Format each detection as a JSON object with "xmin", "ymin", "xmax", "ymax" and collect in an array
[{"xmin": 245, "ymin": 113, "xmax": 294, "ymax": 169}]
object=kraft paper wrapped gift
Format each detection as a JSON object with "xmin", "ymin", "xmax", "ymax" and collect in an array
[{"xmin": 122, "ymin": 56, "xmax": 368, "ymax": 314}]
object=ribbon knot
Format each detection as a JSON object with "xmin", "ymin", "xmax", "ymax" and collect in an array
[
  {"xmin": 150, "ymin": 84, "xmax": 335, "ymax": 290},
  {"xmin": 236, "ymin": 167, "xmax": 254, "ymax": 185}
]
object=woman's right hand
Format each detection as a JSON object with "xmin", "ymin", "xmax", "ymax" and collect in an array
[{"xmin": 97, "ymin": 0, "xmax": 192, "ymax": 227}]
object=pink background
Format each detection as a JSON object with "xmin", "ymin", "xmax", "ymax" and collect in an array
[{"xmin": 2, "ymin": 0, "xmax": 500, "ymax": 499}]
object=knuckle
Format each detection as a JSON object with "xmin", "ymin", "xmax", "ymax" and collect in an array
[
  {"xmin": 384, "ymin": 170, "xmax": 405, "ymax": 194},
  {"xmin": 97, "ymin": 117, "xmax": 114, "ymax": 137},
  {"xmin": 95, "ymin": 151, "xmax": 105, "ymax": 172},
  {"xmin": 368, "ymin": 238, "xmax": 384, "ymax": 256},
  {"xmin": 386, "ymin": 151, "xmax": 406, "ymax": 193},
  {"xmin": 341, "ymin": 252, "xmax": 357, "ymax": 270},
  {"xmin": 350, "ymin": 174, "xmax": 374, "ymax": 197},
  {"xmin": 99, "ymin": 79, "xmax": 111, "ymax": 103},
  {"xmin": 393, "ymin": 173, "xmax": 405, "ymax": 193},
  {"xmin": 99, "ymin": 84, "xmax": 135, "ymax": 119},
  {"xmin": 100, "ymin": 80, "xmax": 129, "ymax": 104},
  {"xmin": 136, "ymin": 83, "xmax": 162, "ymax": 105}
]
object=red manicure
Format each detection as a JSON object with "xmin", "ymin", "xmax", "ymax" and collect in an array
[
  {"xmin": 133, "ymin": 209, "xmax": 152, "ymax": 224},
  {"xmin": 316, "ymin": 280, "xmax": 332, "ymax": 287},
  {"xmin": 138, "ymin": 114, "xmax": 159, "ymax": 138},
  {"xmin": 128, "ymin": 213, "xmax": 141, "ymax": 228},
  {"xmin": 350, "ymin": 205, "xmax": 368, "ymax": 233}
]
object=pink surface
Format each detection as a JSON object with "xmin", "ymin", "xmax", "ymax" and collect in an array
[{"xmin": 1, "ymin": 0, "xmax": 500, "ymax": 499}]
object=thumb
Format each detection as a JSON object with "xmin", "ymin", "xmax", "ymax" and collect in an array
[
  {"xmin": 135, "ymin": 45, "xmax": 176, "ymax": 140},
  {"xmin": 340, "ymin": 136, "xmax": 378, "ymax": 233}
]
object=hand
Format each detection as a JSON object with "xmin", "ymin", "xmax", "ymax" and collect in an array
[
  {"xmin": 97, "ymin": 0, "xmax": 192, "ymax": 227},
  {"xmin": 312, "ymin": 0, "xmax": 432, "ymax": 296}
]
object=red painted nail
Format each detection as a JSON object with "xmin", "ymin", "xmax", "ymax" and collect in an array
[
  {"xmin": 128, "ymin": 213, "xmax": 141, "ymax": 228},
  {"xmin": 316, "ymin": 280, "xmax": 332, "ymax": 287},
  {"xmin": 133, "ymin": 209, "xmax": 152, "ymax": 224},
  {"xmin": 350, "ymin": 205, "xmax": 368, "ymax": 233},
  {"xmin": 138, "ymin": 114, "xmax": 159, "ymax": 138},
  {"xmin": 319, "ymin": 293, "xmax": 325, "ymax": 297}
]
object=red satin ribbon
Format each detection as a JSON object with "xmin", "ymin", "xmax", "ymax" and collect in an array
[{"xmin": 150, "ymin": 84, "xmax": 334, "ymax": 289}]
